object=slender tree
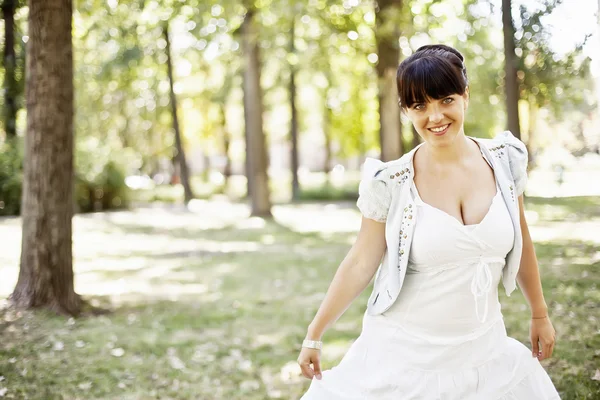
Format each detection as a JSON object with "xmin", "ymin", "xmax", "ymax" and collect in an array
[
  {"xmin": 241, "ymin": 6, "xmax": 272, "ymax": 217},
  {"xmin": 502, "ymin": 0, "xmax": 521, "ymax": 139},
  {"xmin": 11, "ymin": 0, "xmax": 81, "ymax": 316},
  {"xmin": 164, "ymin": 23, "xmax": 194, "ymax": 204},
  {"xmin": 2, "ymin": 0, "xmax": 18, "ymax": 138},
  {"xmin": 375, "ymin": 0, "xmax": 403, "ymax": 161},
  {"xmin": 289, "ymin": 17, "xmax": 300, "ymax": 200}
]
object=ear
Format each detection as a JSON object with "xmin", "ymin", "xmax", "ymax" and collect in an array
[{"xmin": 463, "ymin": 87, "xmax": 469, "ymax": 110}]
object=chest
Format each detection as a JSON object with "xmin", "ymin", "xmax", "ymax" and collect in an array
[{"xmin": 413, "ymin": 161, "xmax": 497, "ymax": 226}]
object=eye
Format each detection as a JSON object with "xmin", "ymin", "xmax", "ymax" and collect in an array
[
  {"xmin": 413, "ymin": 104, "xmax": 425, "ymax": 111},
  {"xmin": 443, "ymin": 97, "xmax": 454, "ymax": 104}
]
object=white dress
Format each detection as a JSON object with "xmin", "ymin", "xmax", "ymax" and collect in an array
[{"xmin": 301, "ymin": 182, "xmax": 560, "ymax": 400}]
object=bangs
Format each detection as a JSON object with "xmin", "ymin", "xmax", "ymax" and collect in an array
[{"xmin": 397, "ymin": 57, "xmax": 466, "ymax": 108}]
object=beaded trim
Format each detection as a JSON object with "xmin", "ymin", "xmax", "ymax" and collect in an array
[{"xmin": 398, "ymin": 203, "xmax": 414, "ymax": 270}]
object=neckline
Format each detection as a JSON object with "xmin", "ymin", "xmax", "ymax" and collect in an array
[{"xmin": 411, "ymin": 181, "xmax": 500, "ymax": 228}]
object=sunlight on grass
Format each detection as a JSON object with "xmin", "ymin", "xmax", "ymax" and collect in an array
[{"xmin": 0, "ymin": 196, "xmax": 599, "ymax": 399}]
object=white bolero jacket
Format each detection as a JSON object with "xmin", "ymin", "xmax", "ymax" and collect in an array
[{"xmin": 357, "ymin": 131, "xmax": 529, "ymax": 316}]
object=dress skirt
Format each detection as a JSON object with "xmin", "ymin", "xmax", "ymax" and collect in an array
[{"xmin": 300, "ymin": 314, "xmax": 560, "ymax": 400}]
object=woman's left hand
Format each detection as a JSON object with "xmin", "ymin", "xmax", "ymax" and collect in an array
[{"xmin": 530, "ymin": 316, "xmax": 556, "ymax": 361}]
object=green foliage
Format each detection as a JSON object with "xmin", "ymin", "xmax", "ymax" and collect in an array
[
  {"xmin": 0, "ymin": 138, "xmax": 131, "ymax": 216},
  {"xmin": 74, "ymin": 138, "xmax": 133, "ymax": 212},
  {"xmin": 298, "ymin": 182, "xmax": 359, "ymax": 201},
  {"xmin": 0, "ymin": 139, "xmax": 23, "ymax": 216}
]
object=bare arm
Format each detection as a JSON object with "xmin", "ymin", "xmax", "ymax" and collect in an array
[
  {"xmin": 305, "ymin": 217, "xmax": 387, "ymax": 340},
  {"xmin": 515, "ymin": 195, "xmax": 548, "ymax": 317},
  {"xmin": 515, "ymin": 195, "xmax": 556, "ymax": 360}
]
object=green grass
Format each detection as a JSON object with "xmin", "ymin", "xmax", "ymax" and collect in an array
[{"xmin": 0, "ymin": 196, "xmax": 599, "ymax": 399}]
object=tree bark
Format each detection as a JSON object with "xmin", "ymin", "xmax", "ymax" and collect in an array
[
  {"xmin": 289, "ymin": 19, "xmax": 300, "ymax": 201},
  {"xmin": 502, "ymin": 0, "xmax": 521, "ymax": 139},
  {"xmin": 2, "ymin": 0, "xmax": 18, "ymax": 138},
  {"xmin": 11, "ymin": 0, "xmax": 81, "ymax": 316},
  {"xmin": 375, "ymin": 0, "xmax": 403, "ymax": 161},
  {"xmin": 164, "ymin": 23, "xmax": 194, "ymax": 204},
  {"xmin": 241, "ymin": 8, "xmax": 272, "ymax": 217}
]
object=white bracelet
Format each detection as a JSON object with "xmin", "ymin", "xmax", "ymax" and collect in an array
[{"xmin": 302, "ymin": 339, "xmax": 323, "ymax": 350}]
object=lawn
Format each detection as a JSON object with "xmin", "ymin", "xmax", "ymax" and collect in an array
[{"xmin": 0, "ymin": 195, "xmax": 599, "ymax": 399}]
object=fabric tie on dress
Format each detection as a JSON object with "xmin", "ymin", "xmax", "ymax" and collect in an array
[{"xmin": 470, "ymin": 256, "xmax": 504, "ymax": 323}]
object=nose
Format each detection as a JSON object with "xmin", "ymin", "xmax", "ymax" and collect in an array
[{"xmin": 428, "ymin": 106, "xmax": 444, "ymax": 124}]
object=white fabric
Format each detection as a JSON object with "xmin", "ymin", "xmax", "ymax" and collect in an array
[
  {"xmin": 356, "ymin": 132, "xmax": 527, "ymax": 316},
  {"xmin": 356, "ymin": 158, "xmax": 389, "ymax": 223},
  {"xmin": 301, "ymin": 188, "xmax": 560, "ymax": 399}
]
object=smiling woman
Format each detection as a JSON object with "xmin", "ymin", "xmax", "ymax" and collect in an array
[
  {"xmin": 297, "ymin": 44, "xmax": 561, "ymax": 399},
  {"xmin": 397, "ymin": 44, "xmax": 470, "ymax": 144}
]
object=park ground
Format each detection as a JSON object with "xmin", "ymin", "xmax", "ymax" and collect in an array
[{"xmin": 0, "ymin": 187, "xmax": 599, "ymax": 399}]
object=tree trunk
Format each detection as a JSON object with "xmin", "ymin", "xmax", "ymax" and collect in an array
[
  {"xmin": 323, "ymin": 104, "xmax": 332, "ymax": 181},
  {"xmin": 241, "ymin": 8, "xmax": 272, "ymax": 217},
  {"xmin": 502, "ymin": 0, "xmax": 521, "ymax": 139},
  {"xmin": 2, "ymin": 0, "xmax": 18, "ymax": 138},
  {"xmin": 289, "ymin": 19, "xmax": 300, "ymax": 201},
  {"xmin": 375, "ymin": 0, "xmax": 403, "ymax": 161},
  {"xmin": 411, "ymin": 126, "xmax": 421, "ymax": 150},
  {"xmin": 164, "ymin": 23, "xmax": 194, "ymax": 204},
  {"xmin": 597, "ymin": 0, "xmax": 600, "ymax": 122},
  {"xmin": 219, "ymin": 104, "xmax": 232, "ymax": 180},
  {"xmin": 11, "ymin": 0, "xmax": 81, "ymax": 316},
  {"xmin": 526, "ymin": 94, "xmax": 538, "ymax": 166}
]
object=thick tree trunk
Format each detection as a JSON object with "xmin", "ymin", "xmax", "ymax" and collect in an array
[
  {"xmin": 241, "ymin": 8, "xmax": 272, "ymax": 217},
  {"xmin": 376, "ymin": 0, "xmax": 403, "ymax": 161},
  {"xmin": 502, "ymin": 0, "xmax": 521, "ymax": 139},
  {"xmin": 2, "ymin": 0, "xmax": 18, "ymax": 138},
  {"xmin": 164, "ymin": 24, "xmax": 194, "ymax": 204},
  {"xmin": 11, "ymin": 0, "xmax": 81, "ymax": 316},
  {"xmin": 289, "ymin": 19, "xmax": 300, "ymax": 201}
]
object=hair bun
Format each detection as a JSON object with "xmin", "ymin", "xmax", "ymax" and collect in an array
[{"xmin": 416, "ymin": 44, "xmax": 464, "ymax": 62}]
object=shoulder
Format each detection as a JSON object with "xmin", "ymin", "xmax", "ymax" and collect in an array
[
  {"xmin": 368, "ymin": 151, "xmax": 415, "ymax": 186},
  {"xmin": 477, "ymin": 131, "xmax": 528, "ymax": 162}
]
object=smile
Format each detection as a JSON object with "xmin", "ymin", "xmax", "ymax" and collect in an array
[{"xmin": 428, "ymin": 124, "xmax": 450, "ymax": 135}]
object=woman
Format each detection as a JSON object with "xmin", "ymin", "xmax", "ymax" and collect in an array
[{"xmin": 297, "ymin": 44, "xmax": 560, "ymax": 399}]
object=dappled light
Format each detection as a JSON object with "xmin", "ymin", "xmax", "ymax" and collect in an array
[{"xmin": 1, "ymin": 0, "xmax": 599, "ymax": 398}]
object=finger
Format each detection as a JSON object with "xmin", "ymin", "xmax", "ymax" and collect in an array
[
  {"xmin": 299, "ymin": 363, "xmax": 314, "ymax": 380},
  {"xmin": 531, "ymin": 335, "xmax": 540, "ymax": 358},
  {"xmin": 313, "ymin": 356, "xmax": 322, "ymax": 380},
  {"xmin": 541, "ymin": 341, "xmax": 553, "ymax": 361}
]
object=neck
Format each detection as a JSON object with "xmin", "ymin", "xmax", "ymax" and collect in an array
[{"xmin": 421, "ymin": 133, "xmax": 473, "ymax": 165}]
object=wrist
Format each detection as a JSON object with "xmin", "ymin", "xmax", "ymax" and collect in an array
[
  {"xmin": 530, "ymin": 303, "xmax": 548, "ymax": 319},
  {"xmin": 306, "ymin": 323, "xmax": 324, "ymax": 341}
]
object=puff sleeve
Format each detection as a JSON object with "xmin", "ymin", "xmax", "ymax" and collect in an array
[
  {"xmin": 356, "ymin": 158, "xmax": 391, "ymax": 222},
  {"xmin": 501, "ymin": 131, "xmax": 529, "ymax": 196}
]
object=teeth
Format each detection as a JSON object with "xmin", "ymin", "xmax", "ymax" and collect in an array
[{"xmin": 430, "ymin": 124, "xmax": 449, "ymax": 132}]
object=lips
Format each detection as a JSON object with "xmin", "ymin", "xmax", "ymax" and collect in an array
[{"xmin": 428, "ymin": 123, "xmax": 450, "ymax": 136}]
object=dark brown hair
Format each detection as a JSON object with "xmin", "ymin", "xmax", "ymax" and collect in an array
[{"xmin": 396, "ymin": 44, "xmax": 468, "ymax": 109}]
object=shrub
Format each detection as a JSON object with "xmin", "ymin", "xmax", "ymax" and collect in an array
[{"xmin": 0, "ymin": 139, "xmax": 23, "ymax": 216}]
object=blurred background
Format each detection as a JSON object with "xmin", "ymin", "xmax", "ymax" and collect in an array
[{"xmin": 0, "ymin": 0, "xmax": 599, "ymax": 399}]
